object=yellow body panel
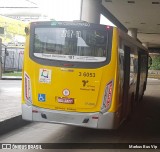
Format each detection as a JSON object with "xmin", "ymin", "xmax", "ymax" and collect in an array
[{"xmin": 22, "ymin": 27, "xmax": 120, "ymax": 113}]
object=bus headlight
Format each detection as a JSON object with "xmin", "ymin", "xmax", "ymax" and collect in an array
[
  {"xmin": 101, "ymin": 80, "xmax": 113, "ymax": 112},
  {"xmin": 24, "ymin": 72, "xmax": 32, "ymax": 104}
]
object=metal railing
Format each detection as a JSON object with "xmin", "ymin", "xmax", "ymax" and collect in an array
[{"xmin": 1, "ymin": 45, "xmax": 24, "ymax": 73}]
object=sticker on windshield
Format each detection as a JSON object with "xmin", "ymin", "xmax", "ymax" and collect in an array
[
  {"xmin": 34, "ymin": 53, "xmax": 106, "ymax": 62},
  {"xmin": 39, "ymin": 69, "xmax": 52, "ymax": 83}
]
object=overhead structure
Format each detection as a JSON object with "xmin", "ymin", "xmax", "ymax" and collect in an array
[
  {"xmin": 142, "ymin": 42, "xmax": 149, "ymax": 49},
  {"xmin": 128, "ymin": 28, "xmax": 138, "ymax": 39},
  {"xmin": 80, "ymin": 0, "xmax": 102, "ymax": 24},
  {"xmin": 102, "ymin": 0, "xmax": 160, "ymax": 51},
  {"xmin": 0, "ymin": 0, "xmax": 160, "ymax": 52}
]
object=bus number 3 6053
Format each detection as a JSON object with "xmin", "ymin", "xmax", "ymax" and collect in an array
[{"xmin": 78, "ymin": 72, "xmax": 95, "ymax": 77}]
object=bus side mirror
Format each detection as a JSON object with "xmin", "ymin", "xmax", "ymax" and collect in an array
[
  {"xmin": 5, "ymin": 48, "xmax": 9, "ymax": 56},
  {"xmin": 148, "ymin": 55, "xmax": 152, "ymax": 69},
  {"xmin": 25, "ymin": 27, "xmax": 29, "ymax": 35}
]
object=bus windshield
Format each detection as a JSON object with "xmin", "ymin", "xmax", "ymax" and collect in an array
[{"xmin": 33, "ymin": 27, "xmax": 109, "ymax": 62}]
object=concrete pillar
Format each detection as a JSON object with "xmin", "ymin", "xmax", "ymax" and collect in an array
[
  {"xmin": 142, "ymin": 42, "xmax": 149, "ymax": 49},
  {"xmin": 128, "ymin": 28, "xmax": 137, "ymax": 39},
  {"xmin": 80, "ymin": 0, "xmax": 102, "ymax": 24},
  {"xmin": 0, "ymin": 38, "xmax": 2, "ymax": 80}
]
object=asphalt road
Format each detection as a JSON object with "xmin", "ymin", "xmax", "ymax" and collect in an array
[{"xmin": 0, "ymin": 78, "xmax": 160, "ymax": 152}]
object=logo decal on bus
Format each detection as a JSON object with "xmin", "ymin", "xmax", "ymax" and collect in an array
[
  {"xmin": 82, "ymin": 80, "xmax": 89, "ymax": 87},
  {"xmin": 39, "ymin": 69, "xmax": 52, "ymax": 83}
]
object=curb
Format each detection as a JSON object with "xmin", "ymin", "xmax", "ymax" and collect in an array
[
  {"xmin": 0, "ymin": 115, "xmax": 31, "ymax": 135},
  {"xmin": 1, "ymin": 78, "xmax": 22, "ymax": 80},
  {"xmin": 1, "ymin": 77, "xmax": 22, "ymax": 80}
]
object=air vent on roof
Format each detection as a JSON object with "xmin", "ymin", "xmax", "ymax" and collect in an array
[
  {"xmin": 140, "ymin": 23, "xmax": 146, "ymax": 25},
  {"xmin": 157, "ymin": 24, "xmax": 160, "ymax": 25},
  {"xmin": 152, "ymin": 1, "xmax": 160, "ymax": 4},
  {"xmin": 128, "ymin": 1, "xmax": 135, "ymax": 4}
]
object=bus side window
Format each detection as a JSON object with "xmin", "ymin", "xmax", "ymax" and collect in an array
[
  {"xmin": 119, "ymin": 53, "xmax": 124, "ymax": 70},
  {"xmin": 130, "ymin": 56, "xmax": 134, "ymax": 73},
  {"xmin": 133, "ymin": 58, "xmax": 138, "ymax": 72}
]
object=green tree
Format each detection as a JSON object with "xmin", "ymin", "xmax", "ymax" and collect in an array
[{"xmin": 150, "ymin": 56, "xmax": 160, "ymax": 70}]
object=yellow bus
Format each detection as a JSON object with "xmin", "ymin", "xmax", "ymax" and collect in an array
[{"xmin": 22, "ymin": 21, "xmax": 149, "ymax": 129}]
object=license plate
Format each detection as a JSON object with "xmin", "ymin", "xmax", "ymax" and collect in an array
[{"xmin": 57, "ymin": 97, "xmax": 74, "ymax": 104}]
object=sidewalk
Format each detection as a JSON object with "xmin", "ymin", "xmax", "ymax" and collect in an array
[{"xmin": 0, "ymin": 78, "xmax": 30, "ymax": 135}]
